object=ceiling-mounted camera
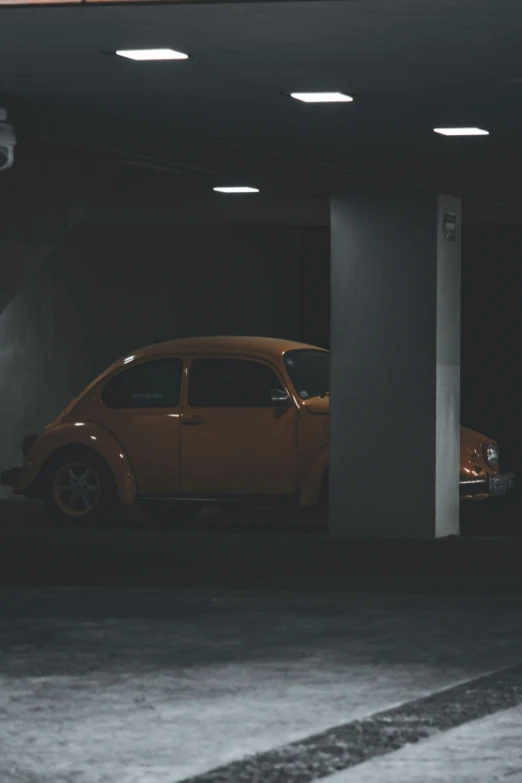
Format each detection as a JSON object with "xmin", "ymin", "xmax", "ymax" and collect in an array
[{"xmin": 0, "ymin": 109, "xmax": 16, "ymax": 171}]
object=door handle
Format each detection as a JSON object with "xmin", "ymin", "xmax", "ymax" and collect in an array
[{"xmin": 182, "ymin": 416, "xmax": 206, "ymax": 426}]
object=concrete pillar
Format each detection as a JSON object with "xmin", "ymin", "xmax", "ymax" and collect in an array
[{"xmin": 330, "ymin": 181, "xmax": 461, "ymax": 538}]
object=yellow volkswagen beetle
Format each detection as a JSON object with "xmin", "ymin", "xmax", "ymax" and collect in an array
[{"xmin": 1, "ymin": 337, "xmax": 515, "ymax": 524}]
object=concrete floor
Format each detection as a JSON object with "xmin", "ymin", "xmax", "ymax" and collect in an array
[
  {"xmin": 2, "ymin": 588, "xmax": 522, "ymax": 783},
  {"xmin": 1, "ymin": 507, "xmax": 522, "ymax": 782},
  {"xmin": 320, "ymin": 706, "xmax": 522, "ymax": 782}
]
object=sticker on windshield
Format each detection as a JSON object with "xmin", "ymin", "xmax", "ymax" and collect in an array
[{"xmin": 300, "ymin": 390, "xmax": 309, "ymax": 398}]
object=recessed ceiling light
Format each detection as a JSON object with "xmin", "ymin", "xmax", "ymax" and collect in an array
[
  {"xmin": 290, "ymin": 92, "xmax": 354, "ymax": 103},
  {"xmin": 433, "ymin": 127, "xmax": 489, "ymax": 136},
  {"xmin": 213, "ymin": 186, "xmax": 260, "ymax": 194},
  {"xmin": 115, "ymin": 49, "xmax": 189, "ymax": 61}
]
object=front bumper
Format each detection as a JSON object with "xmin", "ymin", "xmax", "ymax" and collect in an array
[
  {"xmin": 1, "ymin": 467, "xmax": 20, "ymax": 489},
  {"xmin": 460, "ymin": 472, "xmax": 515, "ymax": 499}
]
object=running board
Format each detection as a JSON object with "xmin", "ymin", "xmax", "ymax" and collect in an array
[{"xmin": 135, "ymin": 494, "xmax": 297, "ymax": 506}]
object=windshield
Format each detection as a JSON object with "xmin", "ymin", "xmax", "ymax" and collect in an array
[{"xmin": 283, "ymin": 349, "xmax": 330, "ymax": 400}]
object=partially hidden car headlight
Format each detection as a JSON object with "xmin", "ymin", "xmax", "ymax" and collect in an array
[{"xmin": 485, "ymin": 441, "xmax": 499, "ymax": 468}]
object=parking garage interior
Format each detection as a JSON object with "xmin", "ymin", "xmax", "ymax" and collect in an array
[{"xmin": 2, "ymin": 1, "xmax": 522, "ymax": 781}]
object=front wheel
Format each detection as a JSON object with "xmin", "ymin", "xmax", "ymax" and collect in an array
[{"xmin": 42, "ymin": 449, "xmax": 117, "ymax": 525}]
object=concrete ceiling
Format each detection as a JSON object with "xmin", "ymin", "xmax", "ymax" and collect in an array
[
  {"xmin": 1, "ymin": 0, "xmax": 522, "ymax": 207},
  {"xmin": 2, "ymin": 0, "xmax": 522, "ymax": 312}
]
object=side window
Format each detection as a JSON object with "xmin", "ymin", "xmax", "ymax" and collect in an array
[
  {"xmin": 102, "ymin": 359, "xmax": 183, "ymax": 409},
  {"xmin": 188, "ymin": 358, "xmax": 284, "ymax": 408}
]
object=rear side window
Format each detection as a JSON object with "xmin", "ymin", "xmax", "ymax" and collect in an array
[
  {"xmin": 188, "ymin": 358, "xmax": 283, "ymax": 407},
  {"xmin": 102, "ymin": 359, "xmax": 183, "ymax": 409}
]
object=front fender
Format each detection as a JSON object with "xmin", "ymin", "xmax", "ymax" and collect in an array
[
  {"xmin": 300, "ymin": 447, "xmax": 329, "ymax": 507},
  {"xmin": 17, "ymin": 422, "xmax": 136, "ymax": 504},
  {"xmin": 460, "ymin": 426, "xmax": 498, "ymax": 479}
]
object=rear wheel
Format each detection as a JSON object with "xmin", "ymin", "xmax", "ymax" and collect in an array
[{"xmin": 43, "ymin": 448, "xmax": 117, "ymax": 525}]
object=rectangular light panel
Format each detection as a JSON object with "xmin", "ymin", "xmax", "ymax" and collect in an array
[
  {"xmin": 213, "ymin": 187, "xmax": 259, "ymax": 194},
  {"xmin": 115, "ymin": 49, "xmax": 189, "ymax": 61},
  {"xmin": 433, "ymin": 127, "xmax": 489, "ymax": 136},
  {"xmin": 290, "ymin": 92, "xmax": 354, "ymax": 103}
]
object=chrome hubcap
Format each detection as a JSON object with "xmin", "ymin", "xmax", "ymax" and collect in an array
[{"xmin": 57, "ymin": 466, "xmax": 100, "ymax": 512}]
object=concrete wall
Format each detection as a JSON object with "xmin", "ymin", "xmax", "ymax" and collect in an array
[
  {"xmin": 297, "ymin": 226, "xmax": 330, "ymax": 350},
  {"xmin": 0, "ymin": 224, "xmax": 303, "ymax": 482},
  {"xmin": 0, "ymin": 143, "xmax": 116, "ymax": 314}
]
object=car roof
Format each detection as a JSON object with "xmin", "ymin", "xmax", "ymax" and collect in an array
[{"xmin": 129, "ymin": 336, "xmax": 327, "ymax": 362}]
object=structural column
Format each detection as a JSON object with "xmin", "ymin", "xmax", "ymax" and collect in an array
[{"xmin": 330, "ymin": 180, "xmax": 461, "ymax": 538}]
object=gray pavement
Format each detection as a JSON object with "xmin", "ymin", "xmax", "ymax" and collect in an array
[
  {"xmin": 319, "ymin": 706, "xmax": 522, "ymax": 783},
  {"xmin": 2, "ymin": 587, "xmax": 522, "ymax": 782},
  {"xmin": 2, "ymin": 508, "xmax": 522, "ymax": 782}
]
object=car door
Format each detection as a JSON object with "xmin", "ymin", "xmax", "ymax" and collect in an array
[
  {"xmin": 92, "ymin": 357, "xmax": 184, "ymax": 495},
  {"xmin": 180, "ymin": 355, "xmax": 298, "ymax": 496}
]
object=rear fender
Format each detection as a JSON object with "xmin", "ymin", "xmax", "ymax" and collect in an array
[{"xmin": 17, "ymin": 422, "xmax": 136, "ymax": 503}]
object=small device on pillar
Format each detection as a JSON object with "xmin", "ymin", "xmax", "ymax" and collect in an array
[{"xmin": 0, "ymin": 108, "xmax": 16, "ymax": 171}]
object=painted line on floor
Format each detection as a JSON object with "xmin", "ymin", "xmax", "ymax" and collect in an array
[{"xmin": 177, "ymin": 663, "xmax": 522, "ymax": 783}]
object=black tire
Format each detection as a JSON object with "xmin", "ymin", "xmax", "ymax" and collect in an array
[
  {"xmin": 42, "ymin": 448, "xmax": 117, "ymax": 526},
  {"xmin": 137, "ymin": 501, "xmax": 200, "ymax": 528}
]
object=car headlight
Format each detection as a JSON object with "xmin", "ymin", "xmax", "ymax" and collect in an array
[{"xmin": 485, "ymin": 441, "xmax": 499, "ymax": 468}]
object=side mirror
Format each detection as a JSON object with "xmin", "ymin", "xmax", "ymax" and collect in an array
[{"xmin": 271, "ymin": 388, "xmax": 291, "ymax": 407}]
